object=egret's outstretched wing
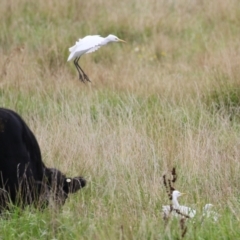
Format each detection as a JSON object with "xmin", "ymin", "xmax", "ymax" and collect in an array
[
  {"xmin": 75, "ymin": 35, "xmax": 104, "ymax": 51},
  {"xmin": 85, "ymin": 45, "xmax": 102, "ymax": 54},
  {"xmin": 67, "ymin": 35, "xmax": 104, "ymax": 61},
  {"xmin": 69, "ymin": 35, "xmax": 101, "ymax": 51}
]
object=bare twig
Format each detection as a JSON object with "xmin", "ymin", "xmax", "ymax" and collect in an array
[{"xmin": 180, "ymin": 218, "xmax": 188, "ymax": 238}]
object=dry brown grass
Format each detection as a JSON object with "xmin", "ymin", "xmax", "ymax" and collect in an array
[{"xmin": 0, "ymin": 0, "xmax": 240, "ymax": 238}]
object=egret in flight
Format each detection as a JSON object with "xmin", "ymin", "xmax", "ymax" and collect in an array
[
  {"xmin": 162, "ymin": 190, "xmax": 196, "ymax": 219},
  {"xmin": 67, "ymin": 34, "xmax": 126, "ymax": 82}
]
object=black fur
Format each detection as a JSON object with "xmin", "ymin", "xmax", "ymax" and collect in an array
[{"xmin": 0, "ymin": 108, "xmax": 86, "ymax": 210}]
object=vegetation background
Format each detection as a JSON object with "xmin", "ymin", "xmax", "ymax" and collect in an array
[{"xmin": 0, "ymin": 0, "xmax": 240, "ymax": 239}]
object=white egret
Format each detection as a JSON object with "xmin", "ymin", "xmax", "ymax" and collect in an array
[
  {"xmin": 202, "ymin": 204, "xmax": 219, "ymax": 222},
  {"xmin": 162, "ymin": 190, "xmax": 196, "ymax": 219},
  {"xmin": 67, "ymin": 34, "xmax": 126, "ymax": 82}
]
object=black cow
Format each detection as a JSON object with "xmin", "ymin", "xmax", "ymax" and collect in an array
[{"xmin": 0, "ymin": 108, "xmax": 86, "ymax": 211}]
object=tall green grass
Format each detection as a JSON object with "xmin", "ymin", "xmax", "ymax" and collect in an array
[{"xmin": 0, "ymin": 0, "xmax": 240, "ymax": 239}]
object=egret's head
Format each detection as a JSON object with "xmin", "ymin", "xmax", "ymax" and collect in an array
[
  {"xmin": 107, "ymin": 34, "xmax": 126, "ymax": 43},
  {"xmin": 172, "ymin": 190, "xmax": 186, "ymax": 199}
]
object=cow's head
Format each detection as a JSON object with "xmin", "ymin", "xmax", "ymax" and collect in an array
[{"xmin": 43, "ymin": 168, "xmax": 86, "ymax": 206}]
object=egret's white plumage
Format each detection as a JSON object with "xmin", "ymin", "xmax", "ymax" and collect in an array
[
  {"xmin": 162, "ymin": 190, "xmax": 196, "ymax": 219},
  {"xmin": 67, "ymin": 34, "xmax": 126, "ymax": 82},
  {"xmin": 202, "ymin": 204, "xmax": 219, "ymax": 222}
]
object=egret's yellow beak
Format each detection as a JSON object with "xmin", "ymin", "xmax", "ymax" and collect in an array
[
  {"xmin": 118, "ymin": 38, "xmax": 127, "ymax": 43},
  {"xmin": 181, "ymin": 192, "xmax": 187, "ymax": 196}
]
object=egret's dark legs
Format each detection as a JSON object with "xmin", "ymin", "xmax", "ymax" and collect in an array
[
  {"xmin": 78, "ymin": 65, "xmax": 91, "ymax": 82},
  {"xmin": 74, "ymin": 57, "xmax": 91, "ymax": 83},
  {"xmin": 74, "ymin": 57, "xmax": 83, "ymax": 82}
]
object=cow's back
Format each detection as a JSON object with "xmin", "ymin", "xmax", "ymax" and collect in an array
[{"xmin": 0, "ymin": 108, "xmax": 45, "ymax": 206}]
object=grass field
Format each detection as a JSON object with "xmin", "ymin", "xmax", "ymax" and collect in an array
[{"xmin": 0, "ymin": 0, "xmax": 240, "ymax": 239}]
